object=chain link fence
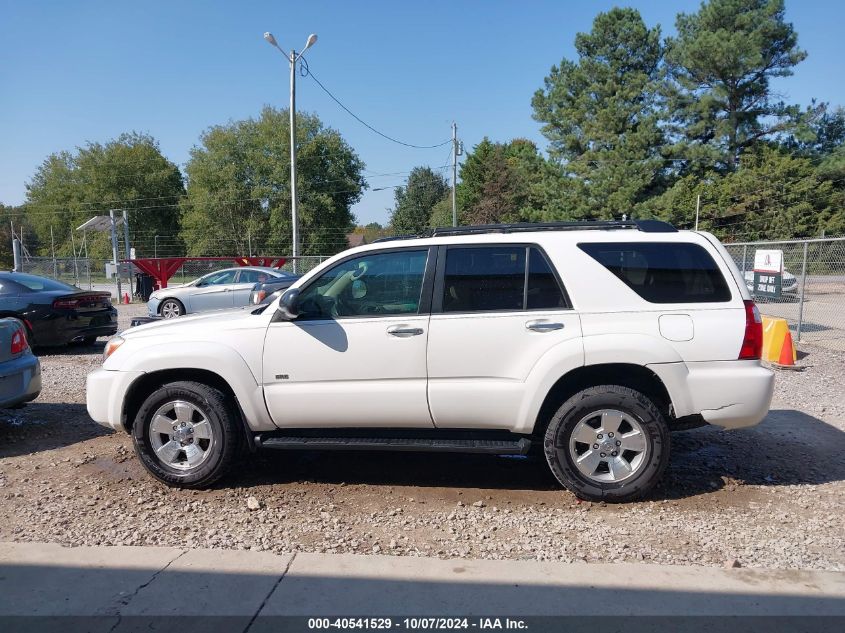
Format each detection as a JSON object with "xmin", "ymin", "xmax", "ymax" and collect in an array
[
  {"xmin": 724, "ymin": 237, "xmax": 845, "ymax": 351},
  {"xmin": 20, "ymin": 255, "xmax": 330, "ymax": 298}
]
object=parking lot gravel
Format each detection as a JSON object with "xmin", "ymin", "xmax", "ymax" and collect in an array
[{"xmin": 1, "ymin": 304, "xmax": 843, "ymax": 571}]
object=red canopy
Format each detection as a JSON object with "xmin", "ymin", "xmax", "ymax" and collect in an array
[{"xmin": 122, "ymin": 257, "xmax": 287, "ymax": 289}]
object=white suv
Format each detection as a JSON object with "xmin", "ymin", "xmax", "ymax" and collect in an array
[{"xmin": 86, "ymin": 220, "xmax": 774, "ymax": 501}]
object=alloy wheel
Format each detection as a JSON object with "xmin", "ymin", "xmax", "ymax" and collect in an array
[
  {"xmin": 566, "ymin": 409, "xmax": 648, "ymax": 483},
  {"xmin": 148, "ymin": 400, "xmax": 214, "ymax": 471}
]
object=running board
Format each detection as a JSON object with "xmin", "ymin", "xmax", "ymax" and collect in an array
[{"xmin": 258, "ymin": 435, "xmax": 531, "ymax": 455}]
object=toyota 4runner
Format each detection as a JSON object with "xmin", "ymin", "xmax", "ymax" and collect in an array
[{"xmin": 86, "ymin": 220, "xmax": 774, "ymax": 501}]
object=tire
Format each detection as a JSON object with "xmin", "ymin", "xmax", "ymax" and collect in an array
[
  {"xmin": 160, "ymin": 299, "xmax": 185, "ymax": 319},
  {"xmin": 131, "ymin": 381, "xmax": 241, "ymax": 488},
  {"xmin": 543, "ymin": 385, "xmax": 669, "ymax": 502},
  {"xmin": 83, "ymin": 336, "xmax": 98, "ymax": 346}
]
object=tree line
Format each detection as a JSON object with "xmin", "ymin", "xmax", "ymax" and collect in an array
[
  {"xmin": 3, "ymin": 0, "xmax": 844, "ymax": 270},
  {"xmin": 1, "ymin": 107, "xmax": 366, "ymax": 266},
  {"xmin": 388, "ymin": 0, "xmax": 845, "ymax": 242}
]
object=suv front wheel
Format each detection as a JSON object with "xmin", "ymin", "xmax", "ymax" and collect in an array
[
  {"xmin": 132, "ymin": 381, "xmax": 241, "ymax": 488},
  {"xmin": 544, "ymin": 385, "xmax": 669, "ymax": 502}
]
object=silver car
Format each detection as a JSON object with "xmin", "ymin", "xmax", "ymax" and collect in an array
[
  {"xmin": 147, "ymin": 267, "xmax": 292, "ymax": 319},
  {"xmin": 0, "ymin": 318, "xmax": 41, "ymax": 408}
]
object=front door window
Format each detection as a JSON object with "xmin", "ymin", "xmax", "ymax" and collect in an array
[{"xmin": 297, "ymin": 249, "xmax": 428, "ymax": 320}]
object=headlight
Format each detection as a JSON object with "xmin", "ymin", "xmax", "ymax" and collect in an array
[{"xmin": 104, "ymin": 336, "xmax": 125, "ymax": 360}]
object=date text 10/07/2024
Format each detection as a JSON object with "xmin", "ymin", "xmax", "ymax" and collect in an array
[{"xmin": 307, "ymin": 618, "xmax": 528, "ymax": 630}]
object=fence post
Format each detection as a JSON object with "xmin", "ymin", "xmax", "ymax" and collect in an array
[
  {"xmin": 797, "ymin": 240, "xmax": 808, "ymax": 342},
  {"xmin": 741, "ymin": 245, "xmax": 747, "ymax": 273}
]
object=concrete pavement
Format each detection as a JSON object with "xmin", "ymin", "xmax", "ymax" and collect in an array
[{"xmin": 0, "ymin": 541, "xmax": 843, "ymax": 629}]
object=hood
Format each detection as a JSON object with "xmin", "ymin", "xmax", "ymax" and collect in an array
[
  {"xmin": 124, "ymin": 305, "xmax": 259, "ymax": 338},
  {"xmin": 150, "ymin": 282, "xmax": 192, "ymax": 296}
]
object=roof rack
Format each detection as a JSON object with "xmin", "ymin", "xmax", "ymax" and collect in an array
[{"xmin": 370, "ymin": 219, "xmax": 676, "ymax": 244}]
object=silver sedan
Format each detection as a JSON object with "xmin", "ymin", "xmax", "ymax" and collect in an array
[{"xmin": 147, "ymin": 267, "xmax": 292, "ymax": 319}]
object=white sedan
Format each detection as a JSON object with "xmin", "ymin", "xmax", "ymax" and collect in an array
[{"xmin": 147, "ymin": 267, "xmax": 293, "ymax": 318}]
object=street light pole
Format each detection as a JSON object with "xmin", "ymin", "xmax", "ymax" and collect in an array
[
  {"xmin": 264, "ymin": 31, "xmax": 317, "ymax": 275},
  {"xmin": 289, "ymin": 46, "xmax": 299, "ymax": 274}
]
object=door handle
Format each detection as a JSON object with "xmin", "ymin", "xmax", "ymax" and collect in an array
[
  {"xmin": 387, "ymin": 326, "xmax": 424, "ymax": 337},
  {"xmin": 525, "ymin": 320, "xmax": 564, "ymax": 332}
]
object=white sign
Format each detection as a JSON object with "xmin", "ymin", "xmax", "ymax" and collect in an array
[
  {"xmin": 130, "ymin": 247, "xmax": 136, "ymax": 259},
  {"xmin": 753, "ymin": 249, "xmax": 783, "ymax": 273}
]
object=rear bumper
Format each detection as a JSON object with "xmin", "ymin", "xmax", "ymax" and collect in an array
[
  {"xmin": 86, "ymin": 368, "xmax": 145, "ymax": 431},
  {"xmin": 649, "ymin": 360, "xmax": 775, "ymax": 430},
  {"xmin": 34, "ymin": 307, "xmax": 118, "ymax": 346},
  {"xmin": 0, "ymin": 353, "xmax": 41, "ymax": 408}
]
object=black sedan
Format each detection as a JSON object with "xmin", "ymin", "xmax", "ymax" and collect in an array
[
  {"xmin": 0, "ymin": 272, "xmax": 118, "ymax": 347},
  {"xmin": 250, "ymin": 274, "xmax": 302, "ymax": 305}
]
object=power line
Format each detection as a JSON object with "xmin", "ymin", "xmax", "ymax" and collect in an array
[{"xmin": 304, "ymin": 66, "xmax": 451, "ymax": 150}]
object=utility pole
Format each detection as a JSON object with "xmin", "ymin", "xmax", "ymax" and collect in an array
[
  {"xmin": 122, "ymin": 209, "xmax": 132, "ymax": 299},
  {"xmin": 109, "ymin": 209, "xmax": 122, "ymax": 301},
  {"xmin": 695, "ymin": 194, "xmax": 701, "ymax": 231},
  {"xmin": 451, "ymin": 122, "xmax": 458, "ymax": 227}
]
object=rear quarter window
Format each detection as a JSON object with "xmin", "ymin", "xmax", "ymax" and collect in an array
[{"xmin": 578, "ymin": 242, "xmax": 732, "ymax": 303}]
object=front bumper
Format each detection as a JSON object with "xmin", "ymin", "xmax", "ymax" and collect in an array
[
  {"xmin": 0, "ymin": 353, "xmax": 42, "ymax": 408},
  {"xmin": 86, "ymin": 368, "xmax": 145, "ymax": 431},
  {"xmin": 147, "ymin": 297, "xmax": 161, "ymax": 317}
]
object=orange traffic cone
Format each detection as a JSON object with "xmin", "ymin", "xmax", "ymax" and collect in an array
[
  {"xmin": 776, "ymin": 330, "xmax": 796, "ymax": 367},
  {"xmin": 123, "ymin": 292, "xmax": 130, "ymax": 305}
]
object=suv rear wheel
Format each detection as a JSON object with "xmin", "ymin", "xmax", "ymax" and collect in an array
[
  {"xmin": 543, "ymin": 385, "xmax": 669, "ymax": 502},
  {"xmin": 132, "ymin": 381, "xmax": 241, "ymax": 488}
]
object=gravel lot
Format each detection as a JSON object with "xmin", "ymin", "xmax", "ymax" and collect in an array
[{"xmin": 1, "ymin": 304, "xmax": 843, "ymax": 570}]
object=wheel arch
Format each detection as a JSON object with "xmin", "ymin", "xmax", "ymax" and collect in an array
[
  {"xmin": 532, "ymin": 363, "xmax": 676, "ymax": 439},
  {"xmin": 121, "ymin": 368, "xmax": 258, "ymax": 451}
]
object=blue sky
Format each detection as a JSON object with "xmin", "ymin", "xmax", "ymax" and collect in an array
[{"xmin": 2, "ymin": 0, "xmax": 843, "ymax": 226}]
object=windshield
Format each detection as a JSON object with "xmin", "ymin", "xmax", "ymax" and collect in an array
[{"xmin": 9, "ymin": 273, "xmax": 79, "ymax": 292}]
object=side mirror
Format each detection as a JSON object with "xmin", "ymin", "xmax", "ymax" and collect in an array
[{"xmin": 277, "ymin": 288, "xmax": 300, "ymax": 320}]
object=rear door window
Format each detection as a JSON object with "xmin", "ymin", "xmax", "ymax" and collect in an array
[
  {"xmin": 442, "ymin": 246, "xmax": 526, "ymax": 312},
  {"xmin": 440, "ymin": 246, "xmax": 568, "ymax": 312},
  {"xmin": 527, "ymin": 247, "xmax": 567, "ymax": 309},
  {"xmin": 578, "ymin": 242, "xmax": 731, "ymax": 303}
]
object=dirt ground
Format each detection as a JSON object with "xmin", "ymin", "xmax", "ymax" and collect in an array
[{"xmin": 1, "ymin": 304, "xmax": 843, "ymax": 570}]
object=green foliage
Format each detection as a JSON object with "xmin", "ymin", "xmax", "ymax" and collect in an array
[
  {"xmin": 665, "ymin": 0, "xmax": 807, "ymax": 170},
  {"xmin": 389, "ymin": 166, "xmax": 449, "ymax": 234},
  {"xmin": 351, "ymin": 222, "xmax": 390, "ymax": 243},
  {"xmin": 23, "ymin": 133, "xmax": 184, "ymax": 258},
  {"xmin": 532, "ymin": 7, "xmax": 666, "ymax": 218},
  {"xmin": 181, "ymin": 107, "xmax": 365, "ymax": 256},
  {"xmin": 0, "ymin": 203, "xmax": 31, "ymax": 268},
  {"xmin": 646, "ymin": 146, "xmax": 836, "ymax": 240},
  {"xmin": 429, "ymin": 197, "xmax": 458, "ymax": 228},
  {"xmin": 457, "ymin": 138, "xmax": 545, "ymax": 224}
]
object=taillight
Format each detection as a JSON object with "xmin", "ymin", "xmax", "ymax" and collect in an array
[
  {"xmin": 257, "ymin": 290, "xmax": 267, "ymax": 303},
  {"xmin": 53, "ymin": 298, "xmax": 78, "ymax": 309},
  {"xmin": 52, "ymin": 295, "xmax": 110, "ymax": 310},
  {"xmin": 10, "ymin": 328, "xmax": 28, "ymax": 355},
  {"xmin": 739, "ymin": 300, "xmax": 763, "ymax": 360}
]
